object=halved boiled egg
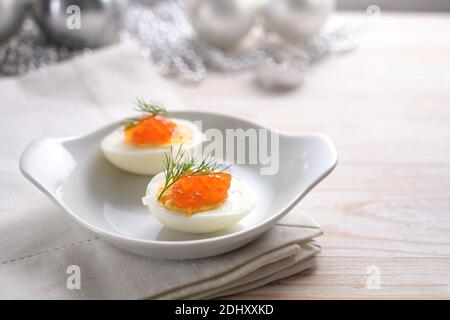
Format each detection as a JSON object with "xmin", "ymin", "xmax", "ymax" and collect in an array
[
  {"xmin": 142, "ymin": 171, "xmax": 257, "ymax": 233},
  {"xmin": 101, "ymin": 105, "xmax": 203, "ymax": 175}
]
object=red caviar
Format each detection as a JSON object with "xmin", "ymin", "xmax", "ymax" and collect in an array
[
  {"xmin": 170, "ymin": 173, "xmax": 231, "ymax": 213},
  {"xmin": 125, "ymin": 115, "xmax": 176, "ymax": 146}
]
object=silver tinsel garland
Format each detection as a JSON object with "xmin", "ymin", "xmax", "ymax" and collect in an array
[
  {"xmin": 125, "ymin": 1, "xmax": 363, "ymax": 84},
  {"xmin": 0, "ymin": 19, "xmax": 89, "ymax": 76},
  {"xmin": 0, "ymin": 1, "xmax": 363, "ymax": 84}
]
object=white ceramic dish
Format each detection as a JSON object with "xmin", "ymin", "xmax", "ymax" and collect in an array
[{"xmin": 20, "ymin": 111, "xmax": 337, "ymax": 259}]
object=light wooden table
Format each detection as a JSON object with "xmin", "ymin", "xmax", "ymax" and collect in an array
[{"xmin": 173, "ymin": 13, "xmax": 450, "ymax": 299}]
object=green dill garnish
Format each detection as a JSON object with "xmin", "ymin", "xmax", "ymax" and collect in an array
[
  {"xmin": 158, "ymin": 145, "xmax": 231, "ymax": 200},
  {"xmin": 123, "ymin": 99, "xmax": 169, "ymax": 130}
]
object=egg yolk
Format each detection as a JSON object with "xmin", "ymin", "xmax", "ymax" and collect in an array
[
  {"xmin": 124, "ymin": 115, "xmax": 177, "ymax": 146},
  {"xmin": 159, "ymin": 173, "xmax": 231, "ymax": 215}
]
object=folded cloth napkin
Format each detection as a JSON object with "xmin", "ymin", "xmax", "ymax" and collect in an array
[{"xmin": 0, "ymin": 42, "xmax": 322, "ymax": 299}]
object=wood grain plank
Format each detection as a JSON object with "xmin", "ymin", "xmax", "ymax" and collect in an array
[{"xmin": 174, "ymin": 13, "xmax": 450, "ymax": 299}]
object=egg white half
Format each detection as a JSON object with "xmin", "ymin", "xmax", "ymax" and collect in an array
[
  {"xmin": 142, "ymin": 172, "xmax": 257, "ymax": 234},
  {"xmin": 101, "ymin": 118, "xmax": 203, "ymax": 175}
]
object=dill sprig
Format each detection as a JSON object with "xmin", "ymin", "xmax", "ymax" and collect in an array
[
  {"xmin": 123, "ymin": 99, "xmax": 169, "ymax": 130},
  {"xmin": 158, "ymin": 145, "xmax": 231, "ymax": 200}
]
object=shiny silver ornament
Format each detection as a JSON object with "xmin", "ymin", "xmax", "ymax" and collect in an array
[
  {"xmin": 0, "ymin": 0, "xmax": 28, "ymax": 43},
  {"xmin": 187, "ymin": 0, "xmax": 257, "ymax": 50},
  {"xmin": 264, "ymin": 0, "xmax": 335, "ymax": 43},
  {"xmin": 31, "ymin": 0, "xmax": 128, "ymax": 49}
]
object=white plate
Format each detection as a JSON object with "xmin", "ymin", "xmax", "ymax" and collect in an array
[{"xmin": 20, "ymin": 111, "xmax": 337, "ymax": 259}]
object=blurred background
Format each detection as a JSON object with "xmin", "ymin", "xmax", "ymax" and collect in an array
[
  {"xmin": 141, "ymin": 0, "xmax": 450, "ymax": 11},
  {"xmin": 1, "ymin": 0, "xmax": 449, "ymax": 83}
]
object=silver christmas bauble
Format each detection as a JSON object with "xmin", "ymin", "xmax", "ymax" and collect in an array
[
  {"xmin": 187, "ymin": 0, "xmax": 257, "ymax": 50},
  {"xmin": 264, "ymin": 0, "xmax": 335, "ymax": 43},
  {"xmin": 31, "ymin": 0, "xmax": 128, "ymax": 49},
  {"xmin": 0, "ymin": 0, "xmax": 28, "ymax": 43}
]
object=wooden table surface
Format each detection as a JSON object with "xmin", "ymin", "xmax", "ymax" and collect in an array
[{"xmin": 173, "ymin": 13, "xmax": 450, "ymax": 299}]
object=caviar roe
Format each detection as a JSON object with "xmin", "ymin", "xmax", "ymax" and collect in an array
[
  {"xmin": 124, "ymin": 115, "xmax": 176, "ymax": 146},
  {"xmin": 169, "ymin": 173, "xmax": 231, "ymax": 214}
]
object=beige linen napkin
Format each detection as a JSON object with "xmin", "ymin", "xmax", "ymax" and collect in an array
[{"xmin": 0, "ymin": 42, "xmax": 322, "ymax": 299}]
